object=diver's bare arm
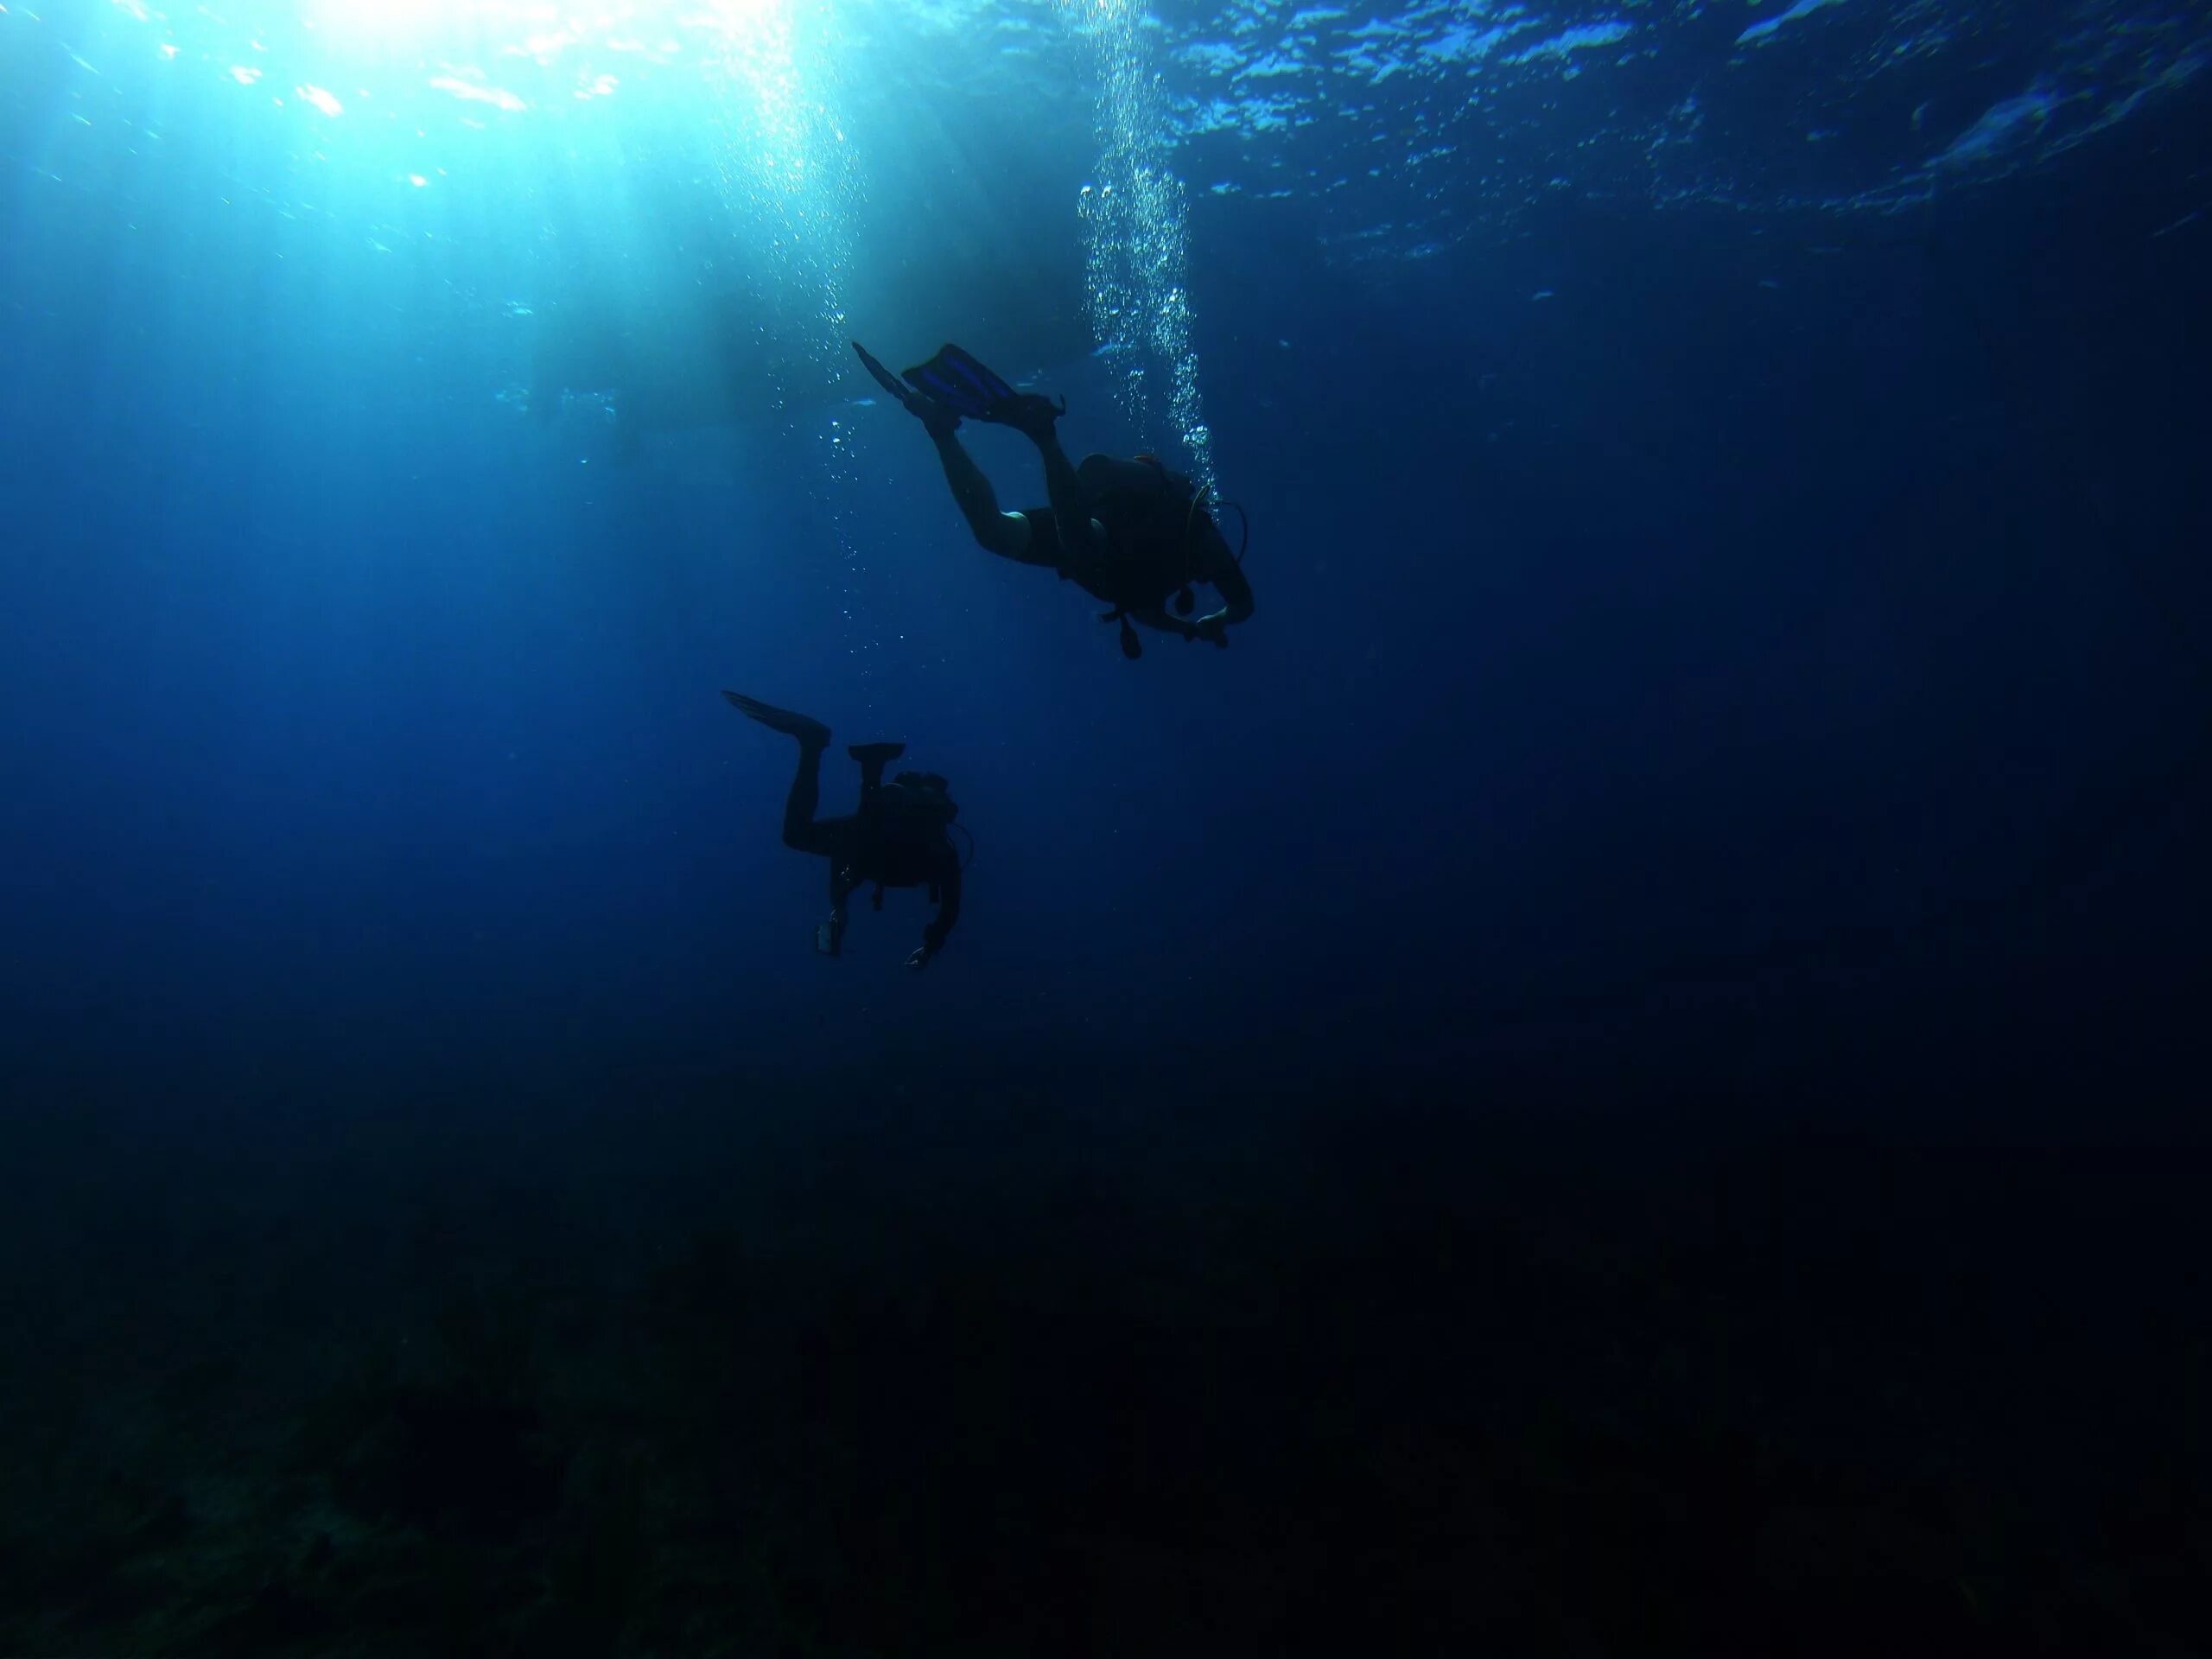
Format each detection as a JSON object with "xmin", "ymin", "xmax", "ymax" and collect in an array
[
  {"xmin": 917, "ymin": 858, "xmax": 962, "ymax": 963},
  {"xmin": 931, "ymin": 429, "xmax": 1034, "ymax": 562},
  {"xmin": 1128, "ymin": 606, "xmax": 1204, "ymax": 641},
  {"xmin": 1196, "ymin": 556, "xmax": 1255, "ymax": 632}
]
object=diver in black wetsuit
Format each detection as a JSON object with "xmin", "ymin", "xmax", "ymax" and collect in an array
[
  {"xmin": 852, "ymin": 340, "xmax": 1255, "ymax": 660},
  {"xmin": 725, "ymin": 692, "xmax": 963, "ymax": 969}
]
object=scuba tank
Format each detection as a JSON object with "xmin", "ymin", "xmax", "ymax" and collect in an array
[
  {"xmin": 820, "ymin": 764, "xmax": 962, "ymax": 951},
  {"xmin": 1094, "ymin": 454, "xmax": 1251, "ymax": 657},
  {"xmin": 1127, "ymin": 454, "xmax": 1249, "ymax": 579},
  {"xmin": 861, "ymin": 771, "xmax": 961, "ymax": 888},
  {"xmin": 885, "ymin": 770, "xmax": 958, "ymax": 826}
]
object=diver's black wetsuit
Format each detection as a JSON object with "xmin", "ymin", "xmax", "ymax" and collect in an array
[
  {"xmin": 1011, "ymin": 454, "xmax": 1253, "ymax": 627},
  {"xmin": 780, "ymin": 743, "xmax": 962, "ymax": 961},
  {"xmin": 852, "ymin": 337, "xmax": 1255, "ymax": 657}
]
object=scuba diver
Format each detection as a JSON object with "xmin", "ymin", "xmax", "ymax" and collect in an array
[
  {"xmin": 850, "ymin": 340, "xmax": 1255, "ymax": 660},
  {"xmin": 724, "ymin": 691, "xmax": 963, "ymax": 969}
]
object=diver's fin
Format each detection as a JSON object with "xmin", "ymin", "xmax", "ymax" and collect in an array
[
  {"xmin": 849, "ymin": 740, "xmax": 905, "ymax": 797},
  {"xmin": 850, "ymin": 340, "xmax": 911, "ymax": 403},
  {"xmin": 853, "ymin": 340, "xmax": 962, "ymax": 435},
  {"xmin": 726, "ymin": 692, "xmax": 832, "ymax": 749},
  {"xmin": 901, "ymin": 343, "xmax": 1062, "ymax": 429},
  {"xmin": 901, "ymin": 344, "xmax": 1014, "ymax": 417}
]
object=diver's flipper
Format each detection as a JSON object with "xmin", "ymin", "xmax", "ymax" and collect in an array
[
  {"xmin": 849, "ymin": 740, "xmax": 906, "ymax": 794},
  {"xmin": 852, "ymin": 340, "xmax": 961, "ymax": 435},
  {"xmin": 901, "ymin": 344, "xmax": 1015, "ymax": 417},
  {"xmin": 725, "ymin": 692, "xmax": 832, "ymax": 749},
  {"xmin": 851, "ymin": 341, "xmax": 910, "ymax": 402},
  {"xmin": 902, "ymin": 344, "xmax": 1065, "ymax": 430}
]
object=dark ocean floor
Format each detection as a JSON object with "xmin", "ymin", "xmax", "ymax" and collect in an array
[{"xmin": 3, "ymin": 1078, "xmax": 2206, "ymax": 1658}]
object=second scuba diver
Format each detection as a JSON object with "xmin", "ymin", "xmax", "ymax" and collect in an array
[{"xmin": 725, "ymin": 691, "xmax": 964, "ymax": 969}]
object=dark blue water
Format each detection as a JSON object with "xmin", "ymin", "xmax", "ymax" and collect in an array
[{"xmin": 3, "ymin": 3, "xmax": 2209, "ymax": 1651}]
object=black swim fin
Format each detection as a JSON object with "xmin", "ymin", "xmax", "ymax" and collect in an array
[
  {"xmin": 902, "ymin": 344, "xmax": 1065, "ymax": 429},
  {"xmin": 853, "ymin": 340, "xmax": 963, "ymax": 435},
  {"xmin": 851, "ymin": 341, "xmax": 911, "ymax": 403},
  {"xmin": 849, "ymin": 740, "xmax": 906, "ymax": 795}
]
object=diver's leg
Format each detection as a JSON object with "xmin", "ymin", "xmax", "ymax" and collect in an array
[
  {"xmin": 725, "ymin": 692, "xmax": 840, "ymax": 851},
  {"xmin": 1031, "ymin": 429, "xmax": 1103, "ymax": 566},
  {"xmin": 779, "ymin": 741, "xmax": 836, "ymax": 855},
  {"xmin": 929, "ymin": 429, "xmax": 1047, "ymax": 563}
]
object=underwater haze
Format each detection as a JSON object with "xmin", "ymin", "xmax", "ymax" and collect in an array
[{"xmin": 3, "ymin": 0, "xmax": 2210, "ymax": 1653}]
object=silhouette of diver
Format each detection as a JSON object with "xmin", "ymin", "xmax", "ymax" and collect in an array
[
  {"xmin": 853, "ymin": 340, "xmax": 1254, "ymax": 660},
  {"xmin": 725, "ymin": 692, "xmax": 963, "ymax": 969}
]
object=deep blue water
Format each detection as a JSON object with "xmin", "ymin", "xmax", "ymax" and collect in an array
[
  {"xmin": 2, "ymin": 2, "xmax": 2209, "ymax": 1650},
  {"xmin": 4, "ymin": 1, "xmax": 2202, "ymax": 1125}
]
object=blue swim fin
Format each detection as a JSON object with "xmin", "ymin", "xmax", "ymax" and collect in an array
[{"xmin": 902, "ymin": 343, "xmax": 1064, "ymax": 429}]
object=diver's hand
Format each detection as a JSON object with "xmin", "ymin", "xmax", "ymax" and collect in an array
[{"xmin": 907, "ymin": 945, "xmax": 933, "ymax": 971}]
